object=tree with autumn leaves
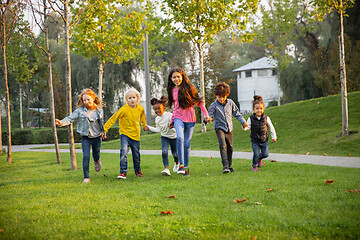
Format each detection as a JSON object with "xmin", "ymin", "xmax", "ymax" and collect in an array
[{"xmin": 160, "ymin": 0, "xmax": 259, "ymax": 132}]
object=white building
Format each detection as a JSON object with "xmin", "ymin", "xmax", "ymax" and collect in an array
[{"xmin": 233, "ymin": 57, "xmax": 282, "ymax": 113}]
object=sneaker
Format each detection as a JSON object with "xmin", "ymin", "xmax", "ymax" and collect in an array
[
  {"xmin": 135, "ymin": 170, "xmax": 143, "ymax": 177},
  {"xmin": 94, "ymin": 160, "xmax": 102, "ymax": 172},
  {"xmin": 82, "ymin": 178, "xmax": 90, "ymax": 183},
  {"xmin": 229, "ymin": 167, "xmax": 234, "ymax": 172},
  {"xmin": 173, "ymin": 164, "xmax": 179, "ymax": 173},
  {"xmin": 258, "ymin": 160, "xmax": 262, "ymax": 167},
  {"xmin": 161, "ymin": 168, "xmax": 171, "ymax": 176},
  {"xmin": 118, "ymin": 172, "xmax": 127, "ymax": 179},
  {"xmin": 252, "ymin": 167, "xmax": 258, "ymax": 172},
  {"xmin": 177, "ymin": 165, "xmax": 185, "ymax": 174},
  {"xmin": 222, "ymin": 168, "xmax": 231, "ymax": 174},
  {"xmin": 182, "ymin": 167, "xmax": 190, "ymax": 177}
]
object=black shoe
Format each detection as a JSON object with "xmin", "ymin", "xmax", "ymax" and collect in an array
[
  {"xmin": 222, "ymin": 168, "xmax": 231, "ymax": 173},
  {"xmin": 229, "ymin": 167, "xmax": 234, "ymax": 172},
  {"xmin": 182, "ymin": 167, "xmax": 190, "ymax": 177}
]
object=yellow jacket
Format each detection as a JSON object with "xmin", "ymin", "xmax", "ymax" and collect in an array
[{"xmin": 104, "ymin": 104, "xmax": 147, "ymax": 141}]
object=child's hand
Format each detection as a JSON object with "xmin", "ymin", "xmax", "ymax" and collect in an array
[
  {"xmin": 55, "ymin": 119, "xmax": 61, "ymax": 126},
  {"xmin": 272, "ymin": 139, "xmax": 277, "ymax": 142},
  {"xmin": 204, "ymin": 116, "xmax": 212, "ymax": 123},
  {"xmin": 242, "ymin": 122, "xmax": 248, "ymax": 129},
  {"xmin": 143, "ymin": 125, "xmax": 149, "ymax": 131},
  {"xmin": 101, "ymin": 132, "xmax": 107, "ymax": 140},
  {"xmin": 168, "ymin": 122, "xmax": 174, "ymax": 129}
]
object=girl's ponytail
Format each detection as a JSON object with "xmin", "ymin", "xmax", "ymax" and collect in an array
[{"xmin": 252, "ymin": 95, "xmax": 264, "ymax": 108}]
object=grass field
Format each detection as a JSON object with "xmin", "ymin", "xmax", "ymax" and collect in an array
[{"xmin": 1, "ymin": 152, "xmax": 359, "ymax": 239}]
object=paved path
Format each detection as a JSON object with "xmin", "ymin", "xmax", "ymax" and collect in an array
[{"xmin": 8, "ymin": 144, "xmax": 360, "ymax": 168}]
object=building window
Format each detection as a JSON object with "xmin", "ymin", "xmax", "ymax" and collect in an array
[
  {"xmin": 258, "ymin": 69, "xmax": 268, "ymax": 77},
  {"xmin": 245, "ymin": 70, "xmax": 252, "ymax": 78},
  {"xmin": 272, "ymin": 69, "xmax": 277, "ymax": 76}
]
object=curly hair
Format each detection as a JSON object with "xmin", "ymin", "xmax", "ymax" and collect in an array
[
  {"xmin": 150, "ymin": 96, "xmax": 167, "ymax": 107},
  {"xmin": 252, "ymin": 95, "xmax": 264, "ymax": 109},
  {"xmin": 166, "ymin": 67, "xmax": 203, "ymax": 109},
  {"xmin": 214, "ymin": 82, "xmax": 230, "ymax": 97},
  {"xmin": 77, "ymin": 88, "xmax": 104, "ymax": 108}
]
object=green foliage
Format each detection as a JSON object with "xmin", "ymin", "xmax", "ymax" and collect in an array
[
  {"xmin": 0, "ymin": 152, "xmax": 359, "ymax": 239},
  {"xmin": 70, "ymin": 0, "xmax": 148, "ymax": 65}
]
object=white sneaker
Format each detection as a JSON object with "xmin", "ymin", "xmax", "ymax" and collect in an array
[
  {"xmin": 161, "ymin": 168, "xmax": 171, "ymax": 176},
  {"xmin": 173, "ymin": 164, "xmax": 179, "ymax": 173}
]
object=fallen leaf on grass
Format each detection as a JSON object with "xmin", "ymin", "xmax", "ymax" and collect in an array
[
  {"xmin": 210, "ymin": 157, "xmax": 213, "ymax": 159},
  {"xmin": 324, "ymin": 180, "xmax": 334, "ymax": 184},
  {"xmin": 346, "ymin": 188, "xmax": 360, "ymax": 193},
  {"xmin": 254, "ymin": 202, "xmax": 262, "ymax": 205},
  {"xmin": 323, "ymin": 153, "xmax": 328, "ymax": 156},
  {"xmin": 211, "ymin": 163, "xmax": 215, "ymax": 165},
  {"xmin": 263, "ymin": 162, "xmax": 266, "ymax": 165},
  {"xmin": 160, "ymin": 210, "xmax": 174, "ymax": 215},
  {"xmin": 200, "ymin": 160, "xmax": 204, "ymax": 163},
  {"xmin": 0, "ymin": 229, "xmax": 3, "ymax": 232},
  {"xmin": 270, "ymin": 160, "xmax": 277, "ymax": 162},
  {"xmin": 241, "ymin": 162, "xmax": 244, "ymax": 164},
  {"xmin": 349, "ymin": 153, "xmax": 352, "ymax": 156},
  {"xmin": 306, "ymin": 152, "xmax": 310, "ymax": 155},
  {"xmin": 234, "ymin": 198, "xmax": 248, "ymax": 203},
  {"xmin": 266, "ymin": 188, "xmax": 273, "ymax": 192},
  {"xmin": 251, "ymin": 236, "xmax": 257, "ymax": 240},
  {"xmin": 168, "ymin": 195, "xmax": 175, "ymax": 198}
]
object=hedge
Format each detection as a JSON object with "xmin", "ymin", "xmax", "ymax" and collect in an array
[{"xmin": 1, "ymin": 127, "xmax": 121, "ymax": 145}]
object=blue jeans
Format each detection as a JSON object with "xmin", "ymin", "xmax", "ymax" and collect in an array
[
  {"xmin": 174, "ymin": 118, "xmax": 196, "ymax": 167},
  {"xmin": 81, "ymin": 136, "xmax": 101, "ymax": 179},
  {"xmin": 120, "ymin": 134, "xmax": 140, "ymax": 173},
  {"xmin": 251, "ymin": 141, "xmax": 269, "ymax": 167},
  {"xmin": 161, "ymin": 136, "xmax": 179, "ymax": 167}
]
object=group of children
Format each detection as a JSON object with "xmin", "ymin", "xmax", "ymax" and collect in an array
[{"xmin": 56, "ymin": 67, "xmax": 277, "ymax": 183}]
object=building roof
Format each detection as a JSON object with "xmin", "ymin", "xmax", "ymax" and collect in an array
[{"xmin": 233, "ymin": 57, "xmax": 277, "ymax": 72}]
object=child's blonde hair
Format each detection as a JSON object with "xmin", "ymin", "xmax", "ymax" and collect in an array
[
  {"xmin": 124, "ymin": 88, "xmax": 141, "ymax": 104},
  {"xmin": 77, "ymin": 88, "xmax": 104, "ymax": 108}
]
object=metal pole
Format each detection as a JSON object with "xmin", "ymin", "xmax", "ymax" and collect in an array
[{"xmin": 143, "ymin": 19, "xmax": 151, "ymax": 127}]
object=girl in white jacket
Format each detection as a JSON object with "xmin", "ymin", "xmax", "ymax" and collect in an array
[{"xmin": 148, "ymin": 97, "xmax": 179, "ymax": 176}]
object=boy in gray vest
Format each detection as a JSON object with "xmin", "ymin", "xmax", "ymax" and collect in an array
[
  {"xmin": 206, "ymin": 82, "xmax": 248, "ymax": 173},
  {"xmin": 244, "ymin": 95, "xmax": 277, "ymax": 171}
]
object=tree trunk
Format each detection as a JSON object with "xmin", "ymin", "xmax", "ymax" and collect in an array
[
  {"xmin": 339, "ymin": 3, "xmax": 348, "ymax": 136},
  {"xmin": 277, "ymin": 67, "xmax": 281, "ymax": 106},
  {"xmin": 1, "ymin": 20, "xmax": 11, "ymax": 163},
  {"xmin": 19, "ymin": 82, "xmax": 23, "ymax": 129},
  {"xmin": 0, "ymin": 101, "xmax": 2, "ymax": 152},
  {"xmin": 197, "ymin": 43, "xmax": 206, "ymax": 133},
  {"xmin": 98, "ymin": 62, "xmax": 103, "ymax": 101},
  {"xmin": 64, "ymin": 0, "xmax": 77, "ymax": 170},
  {"xmin": 44, "ymin": 4, "xmax": 62, "ymax": 164}
]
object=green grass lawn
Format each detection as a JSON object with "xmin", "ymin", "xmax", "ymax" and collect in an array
[{"xmin": 1, "ymin": 152, "xmax": 359, "ymax": 239}]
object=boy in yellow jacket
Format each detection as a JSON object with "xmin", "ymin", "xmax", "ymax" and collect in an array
[{"xmin": 104, "ymin": 88, "xmax": 148, "ymax": 179}]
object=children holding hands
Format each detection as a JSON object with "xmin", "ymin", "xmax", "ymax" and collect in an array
[
  {"xmin": 148, "ymin": 96, "xmax": 179, "ymax": 176},
  {"xmin": 244, "ymin": 95, "xmax": 277, "ymax": 172},
  {"xmin": 206, "ymin": 82, "xmax": 248, "ymax": 173},
  {"xmin": 103, "ymin": 88, "xmax": 149, "ymax": 179},
  {"xmin": 56, "ymin": 88, "xmax": 105, "ymax": 183}
]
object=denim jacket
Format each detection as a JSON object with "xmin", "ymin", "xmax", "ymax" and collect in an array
[{"xmin": 60, "ymin": 106, "xmax": 105, "ymax": 136}]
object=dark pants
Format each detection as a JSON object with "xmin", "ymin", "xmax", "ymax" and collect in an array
[
  {"xmin": 251, "ymin": 140, "xmax": 269, "ymax": 167},
  {"xmin": 81, "ymin": 136, "xmax": 101, "ymax": 178},
  {"xmin": 120, "ymin": 134, "xmax": 140, "ymax": 173},
  {"xmin": 161, "ymin": 136, "xmax": 179, "ymax": 167},
  {"xmin": 215, "ymin": 129, "xmax": 233, "ymax": 169}
]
